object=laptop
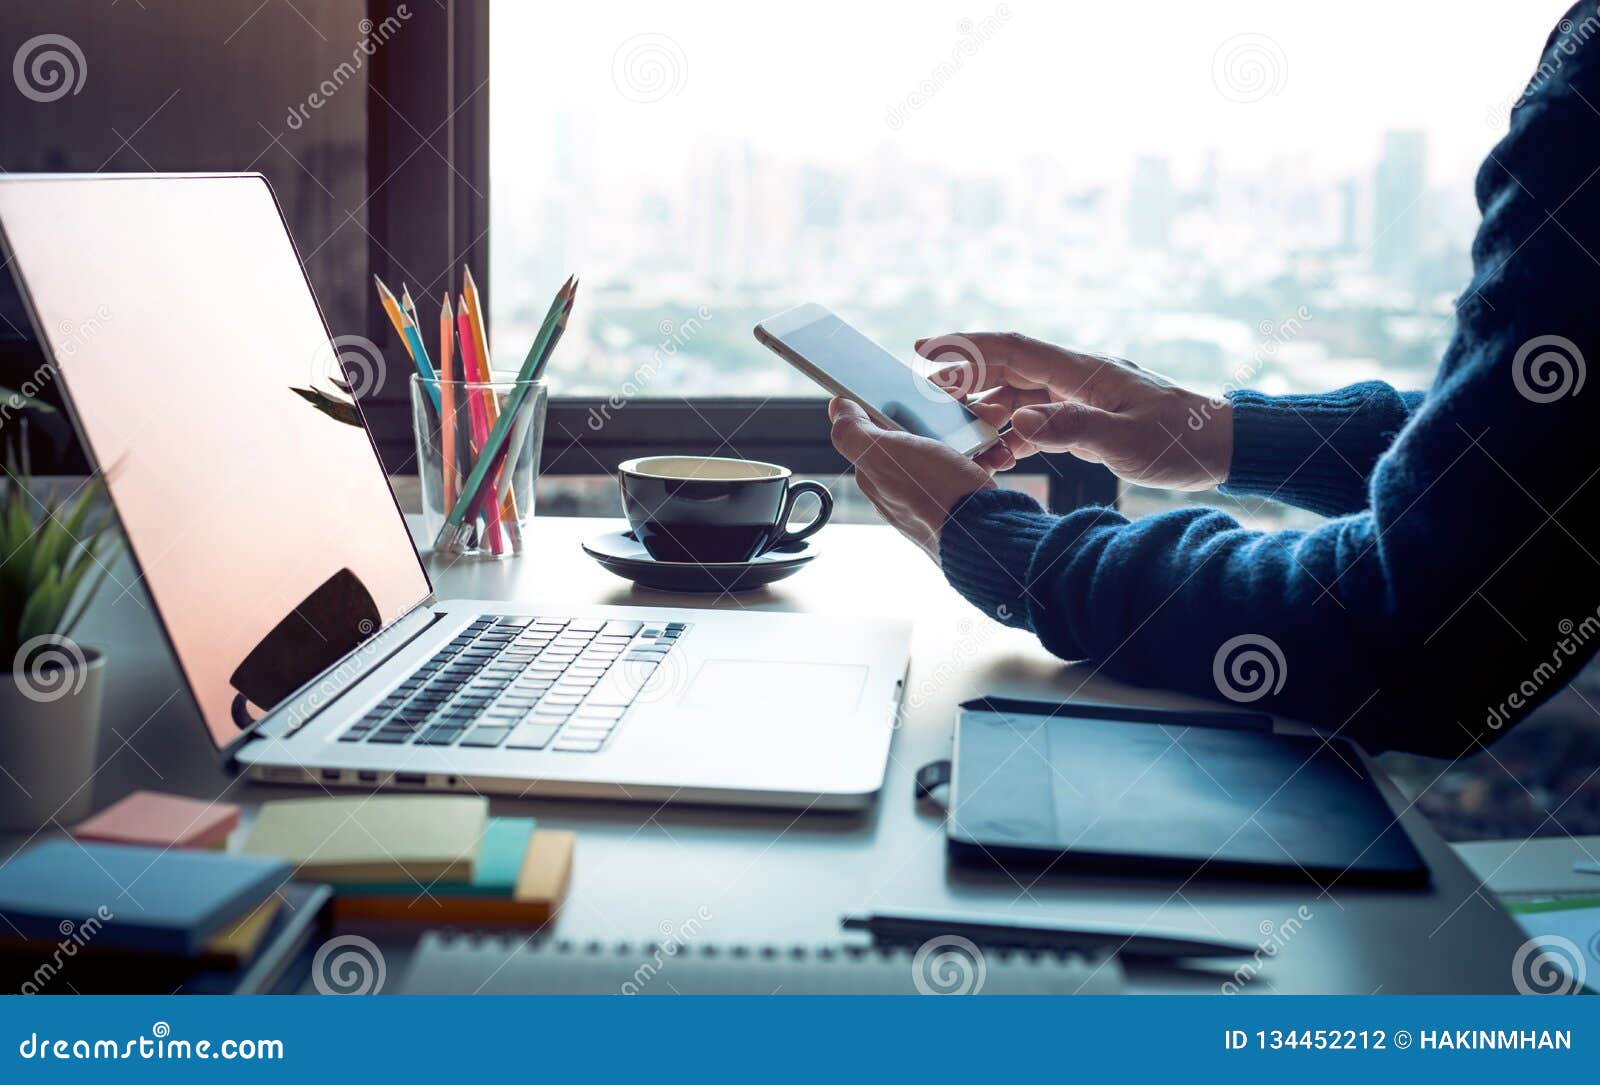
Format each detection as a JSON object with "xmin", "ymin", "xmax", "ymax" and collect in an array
[{"xmin": 0, "ymin": 173, "xmax": 909, "ymax": 810}]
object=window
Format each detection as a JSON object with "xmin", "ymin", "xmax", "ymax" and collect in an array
[{"xmin": 487, "ymin": 0, "xmax": 1569, "ymax": 523}]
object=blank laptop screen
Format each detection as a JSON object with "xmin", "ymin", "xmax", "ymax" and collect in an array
[{"xmin": 0, "ymin": 175, "xmax": 432, "ymax": 747}]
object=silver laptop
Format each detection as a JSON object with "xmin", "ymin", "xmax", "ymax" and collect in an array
[{"xmin": 0, "ymin": 173, "xmax": 909, "ymax": 811}]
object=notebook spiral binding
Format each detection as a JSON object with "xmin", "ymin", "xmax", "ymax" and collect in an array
[{"xmin": 397, "ymin": 931, "xmax": 1125, "ymax": 994}]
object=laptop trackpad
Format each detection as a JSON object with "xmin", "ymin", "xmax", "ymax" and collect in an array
[{"xmin": 683, "ymin": 660, "xmax": 868, "ymax": 717}]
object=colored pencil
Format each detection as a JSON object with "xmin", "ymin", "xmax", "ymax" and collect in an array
[
  {"xmin": 492, "ymin": 299, "xmax": 570, "ymax": 512},
  {"xmin": 456, "ymin": 300, "xmax": 504, "ymax": 555},
  {"xmin": 439, "ymin": 278, "xmax": 573, "ymax": 545},
  {"xmin": 439, "ymin": 293, "xmax": 458, "ymax": 517},
  {"xmin": 461, "ymin": 266, "xmax": 520, "ymax": 529},
  {"xmin": 372, "ymin": 276, "xmax": 413, "ymax": 360},
  {"xmin": 400, "ymin": 314, "xmax": 440, "ymax": 411}
]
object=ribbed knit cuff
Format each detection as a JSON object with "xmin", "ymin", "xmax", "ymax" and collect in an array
[
  {"xmin": 1219, "ymin": 386, "xmax": 1400, "ymax": 517},
  {"xmin": 939, "ymin": 488, "xmax": 1053, "ymax": 630}
]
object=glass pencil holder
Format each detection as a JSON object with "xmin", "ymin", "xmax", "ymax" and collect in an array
[{"xmin": 412, "ymin": 372, "xmax": 548, "ymax": 559}]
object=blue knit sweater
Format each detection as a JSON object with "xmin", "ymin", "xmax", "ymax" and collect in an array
[{"xmin": 940, "ymin": 4, "xmax": 1600, "ymax": 757}]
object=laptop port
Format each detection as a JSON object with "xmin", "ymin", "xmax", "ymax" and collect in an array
[
  {"xmin": 321, "ymin": 769, "xmax": 342, "ymax": 782},
  {"xmin": 394, "ymin": 772, "xmax": 426, "ymax": 785},
  {"xmin": 357, "ymin": 771, "xmax": 378, "ymax": 783}
]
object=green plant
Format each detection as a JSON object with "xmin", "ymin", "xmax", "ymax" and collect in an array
[{"xmin": 0, "ymin": 403, "xmax": 116, "ymax": 665}]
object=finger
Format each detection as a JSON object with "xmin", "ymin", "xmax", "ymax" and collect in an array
[
  {"xmin": 929, "ymin": 360, "xmax": 1049, "ymax": 397},
  {"xmin": 919, "ymin": 333, "xmax": 1116, "ymax": 398},
  {"xmin": 828, "ymin": 397, "xmax": 890, "ymax": 463},
  {"xmin": 1010, "ymin": 401, "xmax": 1126, "ymax": 455},
  {"xmin": 965, "ymin": 400, "xmax": 1012, "ymax": 429},
  {"xmin": 971, "ymin": 384, "xmax": 1054, "ymax": 413},
  {"xmin": 998, "ymin": 427, "xmax": 1039, "ymax": 462},
  {"xmin": 975, "ymin": 441, "xmax": 1015, "ymax": 472}
]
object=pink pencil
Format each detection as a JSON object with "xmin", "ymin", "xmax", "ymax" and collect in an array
[{"xmin": 456, "ymin": 302, "xmax": 504, "ymax": 554}]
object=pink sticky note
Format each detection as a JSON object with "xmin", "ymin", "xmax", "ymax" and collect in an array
[{"xmin": 72, "ymin": 790, "xmax": 239, "ymax": 850}]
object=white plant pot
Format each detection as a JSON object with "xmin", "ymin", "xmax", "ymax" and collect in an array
[{"xmin": 0, "ymin": 647, "xmax": 105, "ymax": 832}]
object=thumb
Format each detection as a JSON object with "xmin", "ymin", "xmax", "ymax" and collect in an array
[{"xmin": 1011, "ymin": 402, "xmax": 1125, "ymax": 454}]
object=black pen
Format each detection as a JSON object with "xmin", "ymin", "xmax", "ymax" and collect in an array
[{"xmin": 842, "ymin": 911, "xmax": 1256, "ymax": 961}]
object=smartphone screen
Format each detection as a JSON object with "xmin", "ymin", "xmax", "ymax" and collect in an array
[{"xmin": 756, "ymin": 305, "xmax": 998, "ymax": 453}]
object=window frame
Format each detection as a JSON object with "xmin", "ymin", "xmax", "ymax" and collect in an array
[{"xmin": 364, "ymin": 0, "xmax": 1116, "ymax": 511}]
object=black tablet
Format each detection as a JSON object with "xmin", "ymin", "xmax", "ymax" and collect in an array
[{"xmin": 947, "ymin": 698, "xmax": 1428, "ymax": 887}]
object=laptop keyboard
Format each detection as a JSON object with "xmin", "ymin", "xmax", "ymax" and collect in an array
[{"xmin": 338, "ymin": 616, "xmax": 687, "ymax": 754}]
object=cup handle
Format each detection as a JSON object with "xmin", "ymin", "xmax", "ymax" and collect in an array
[{"xmin": 771, "ymin": 480, "xmax": 833, "ymax": 550}]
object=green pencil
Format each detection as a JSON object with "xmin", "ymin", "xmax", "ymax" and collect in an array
[{"xmin": 434, "ymin": 276, "xmax": 574, "ymax": 550}]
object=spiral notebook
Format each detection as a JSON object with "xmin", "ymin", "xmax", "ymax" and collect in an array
[{"xmin": 398, "ymin": 932, "xmax": 1124, "ymax": 994}]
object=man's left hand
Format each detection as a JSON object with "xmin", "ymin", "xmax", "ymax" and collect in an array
[{"xmin": 827, "ymin": 397, "xmax": 997, "ymax": 563}]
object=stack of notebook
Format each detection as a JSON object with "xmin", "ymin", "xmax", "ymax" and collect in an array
[
  {"xmin": 241, "ymin": 795, "xmax": 573, "ymax": 925},
  {"xmin": 0, "ymin": 840, "xmax": 327, "ymax": 993}
]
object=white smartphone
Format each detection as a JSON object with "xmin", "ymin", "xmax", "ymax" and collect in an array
[{"xmin": 753, "ymin": 303, "xmax": 1002, "ymax": 458}]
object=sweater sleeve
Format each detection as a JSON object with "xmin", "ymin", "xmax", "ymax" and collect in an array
[
  {"xmin": 940, "ymin": 2, "xmax": 1600, "ymax": 756},
  {"xmin": 1218, "ymin": 383, "xmax": 1425, "ymax": 517}
]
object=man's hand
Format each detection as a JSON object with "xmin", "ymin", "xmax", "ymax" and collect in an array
[
  {"xmin": 919, "ymin": 332, "xmax": 1233, "ymax": 491},
  {"xmin": 827, "ymin": 397, "xmax": 995, "ymax": 562}
]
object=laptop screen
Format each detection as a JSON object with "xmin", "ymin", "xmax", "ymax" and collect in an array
[{"xmin": 0, "ymin": 175, "xmax": 433, "ymax": 748}]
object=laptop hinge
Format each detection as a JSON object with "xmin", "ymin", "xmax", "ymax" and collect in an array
[{"xmin": 218, "ymin": 597, "xmax": 444, "ymax": 770}]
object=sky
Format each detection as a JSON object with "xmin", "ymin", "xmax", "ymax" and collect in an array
[{"xmin": 491, "ymin": 0, "xmax": 1576, "ymax": 186}]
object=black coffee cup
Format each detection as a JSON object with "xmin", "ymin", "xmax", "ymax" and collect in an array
[{"xmin": 617, "ymin": 455, "xmax": 833, "ymax": 564}]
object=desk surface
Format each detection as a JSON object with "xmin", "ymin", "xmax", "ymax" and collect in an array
[{"xmin": 17, "ymin": 514, "xmax": 1528, "ymax": 993}]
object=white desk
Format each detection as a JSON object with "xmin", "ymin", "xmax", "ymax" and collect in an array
[{"xmin": 21, "ymin": 514, "xmax": 1529, "ymax": 993}]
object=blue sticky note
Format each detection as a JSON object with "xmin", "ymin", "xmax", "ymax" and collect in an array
[{"xmin": 0, "ymin": 841, "xmax": 290, "ymax": 956}]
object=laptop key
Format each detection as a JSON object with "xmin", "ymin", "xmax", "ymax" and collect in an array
[
  {"xmin": 506, "ymin": 723, "xmax": 561, "ymax": 750},
  {"xmin": 576, "ymin": 704, "xmax": 626, "ymax": 720},
  {"xmin": 461, "ymin": 726, "xmax": 512, "ymax": 748},
  {"xmin": 553, "ymin": 737, "xmax": 604, "ymax": 752}
]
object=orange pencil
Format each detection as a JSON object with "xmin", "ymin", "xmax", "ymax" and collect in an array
[
  {"xmin": 372, "ymin": 276, "xmax": 413, "ymax": 360},
  {"xmin": 461, "ymin": 266, "xmax": 521, "ymax": 534},
  {"xmin": 457, "ymin": 298, "xmax": 504, "ymax": 554},
  {"xmin": 439, "ymin": 293, "xmax": 458, "ymax": 517}
]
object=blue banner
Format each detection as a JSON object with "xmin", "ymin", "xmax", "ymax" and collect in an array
[{"xmin": 2, "ymin": 995, "xmax": 1592, "ymax": 1082}]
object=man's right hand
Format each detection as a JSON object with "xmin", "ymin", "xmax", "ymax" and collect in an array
[{"xmin": 919, "ymin": 332, "xmax": 1234, "ymax": 492}]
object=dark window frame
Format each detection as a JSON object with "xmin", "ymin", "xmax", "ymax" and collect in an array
[{"xmin": 364, "ymin": 0, "xmax": 1115, "ymax": 510}]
